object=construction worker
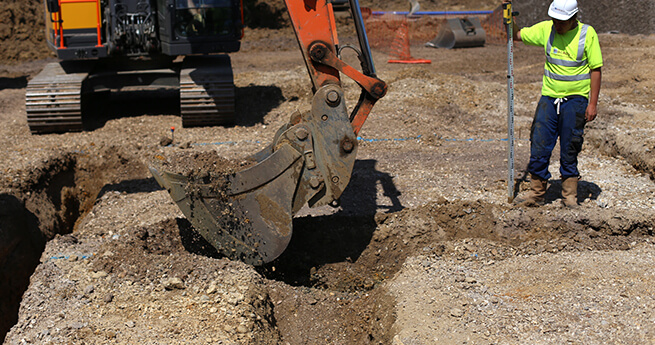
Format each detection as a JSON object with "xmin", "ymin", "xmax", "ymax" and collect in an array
[{"xmin": 510, "ymin": 0, "xmax": 603, "ymax": 208}]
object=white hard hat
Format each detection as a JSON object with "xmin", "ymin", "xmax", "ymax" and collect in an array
[{"xmin": 548, "ymin": 0, "xmax": 578, "ymax": 21}]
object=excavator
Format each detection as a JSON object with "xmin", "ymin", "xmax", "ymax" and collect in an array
[
  {"xmin": 27, "ymin": 0, "xmax": 244, "ymax": 133},
  {"xmin": 150, "ymin": 0, "xmax": 387, "ymax": 265},
  {"xmin": 33, "ymin": 0, "xmax": 386, "ymax": 265}
]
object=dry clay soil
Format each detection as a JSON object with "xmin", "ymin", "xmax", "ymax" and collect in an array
[{"xmin": 2, "ymin": 1, "xmax": 655, "ymax": 344}]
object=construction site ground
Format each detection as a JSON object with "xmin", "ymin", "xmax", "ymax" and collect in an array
[{"xmin": 2, "ymin": 1, "xmax": 655, "ymax": 344}]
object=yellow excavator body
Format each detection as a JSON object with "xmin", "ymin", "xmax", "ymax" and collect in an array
[{"xmin": 53, "ymin": 1, "xmax": 99, "ymax": 30}]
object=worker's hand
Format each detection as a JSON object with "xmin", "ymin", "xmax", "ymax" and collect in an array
[
  {"xmin": 585, "ymin": 103, "xmax": 597, "ymax": 122},
  {"xmin": 502, "ymin": 1, "xmax": 521, "ymax": 41}
]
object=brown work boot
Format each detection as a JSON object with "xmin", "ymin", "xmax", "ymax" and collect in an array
[
  {"xmin": 561, "ymin": 177, "xmax": 579, "ymax": 208},
  {"xmin": 515, "ymin": 174, "xmax": 547, "ymax": 206}
]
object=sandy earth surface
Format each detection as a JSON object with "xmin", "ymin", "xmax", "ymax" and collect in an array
[{"xmin": 2, "ymin": 0, "xmax": 655, "ymax": 344}]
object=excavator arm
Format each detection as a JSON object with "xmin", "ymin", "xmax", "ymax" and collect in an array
[{"xmin": 150, "ymin": 0, "xmax": 387, "ymax": 265}]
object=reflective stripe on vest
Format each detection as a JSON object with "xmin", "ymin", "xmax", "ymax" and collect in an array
[
  {"xmin": 544, "ymin": 24, "xmax": 590, "ymax": 81},
  {"xmin": 544, "ymin": 69, "xmax": 590, "ymax": 81}
]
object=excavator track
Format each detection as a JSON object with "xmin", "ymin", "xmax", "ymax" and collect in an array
[
  {"xmin": 25, "ymin": 62, "xmax": 89, "ymax": 134},
  {"xmin": 180, "ymin": 55, "xmax": 235, "ymax": 127}
]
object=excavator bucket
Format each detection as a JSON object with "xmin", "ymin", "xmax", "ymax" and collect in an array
[
  {"xmin": 149, "ymin": 142, "xmax": 304, "ymax": 265},
  {"xmin": 150, "ymin": 0, "xmax": 386, "ymax": 265},
  {"xmin": 151, "ymin": 85, "xmax": 365, "ymax": 265}
]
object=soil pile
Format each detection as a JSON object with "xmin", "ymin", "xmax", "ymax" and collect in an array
[
  {"xmin": 151, "ymin": 149, "xmax": 249, "ymax": 179},
  {"xmin": 0, "ymin": 0, "xmax": 51, "ymax": 64}
]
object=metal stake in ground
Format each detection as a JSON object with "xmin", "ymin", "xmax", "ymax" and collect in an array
[{"xmin": 503, "ymin": 2, "xmax": 517, "ymax": 203}]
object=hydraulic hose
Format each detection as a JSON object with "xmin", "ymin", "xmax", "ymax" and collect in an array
[{"xmin": 348, "ymin": 0, "xmax": 376, "ymax": 77}]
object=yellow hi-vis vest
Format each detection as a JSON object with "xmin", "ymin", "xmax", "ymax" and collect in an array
[
  {"xmin": 545, "ymin": 24, "xmax": 590, "ymax": 82},
  {"xmin": 521, "ymin": 21, "xmax": 603, "ymax": 99}
]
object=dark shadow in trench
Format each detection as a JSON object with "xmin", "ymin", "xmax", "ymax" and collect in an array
[
  {"xmin": 96, "ymin": 177, "xmax": 163, "ymax": 200},
  {"xmin": 0, "ymin": 76, "xmax": 28, "ymax": 90},
  {"xmin": 259, "ymin": 159, "xmax": 404, "ymax": 286},
  {"xmin": 0, "ymin": 194, "xmax": 44, "ymax": 343}
]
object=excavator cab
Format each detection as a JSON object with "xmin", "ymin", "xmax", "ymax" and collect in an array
[
  {"xmin": 150, "ymin": 0, "xmax": 387, "ymax": 265},
  {"xmin": 159, "ymin": 0, "xmax": 243, "ymax": 55},
  {"xmin": 174, "ymin": 0, "xmax": 236, "ymax": 37}
]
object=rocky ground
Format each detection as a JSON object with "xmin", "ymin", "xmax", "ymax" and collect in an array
[{"xmin": 2, "ymin": 1, "xmax": 655, "ymax": 344}]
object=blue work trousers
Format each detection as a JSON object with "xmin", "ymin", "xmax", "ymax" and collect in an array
[{"xmin": 528, "ymin": 95, "xmax": 588, "ymax": 180}]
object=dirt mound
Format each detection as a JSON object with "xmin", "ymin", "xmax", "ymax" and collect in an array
[
  {"xmin": 0, "ymin": 0, "xmax": 52, "ymax": 64},
  {"xmin": 151, "ymin": 149, "xmax": 250, "ymax": 178}
]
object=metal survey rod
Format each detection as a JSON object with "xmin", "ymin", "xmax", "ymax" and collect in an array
[{"xmin": 503, "ymin": 2, "xmax": 516, "ymax": 203}]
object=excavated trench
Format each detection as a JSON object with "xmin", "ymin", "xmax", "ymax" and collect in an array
[
  {"xmin": 2, "ymin": 141, "xmax": 654, "ymax": 343},
  {"xmin": 1, "ymin": 153, "xmax": 78, "ymax": 340},
  {"xmin": 0, "ymin": 147, "xmax": 148, "ymax": 341}
]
